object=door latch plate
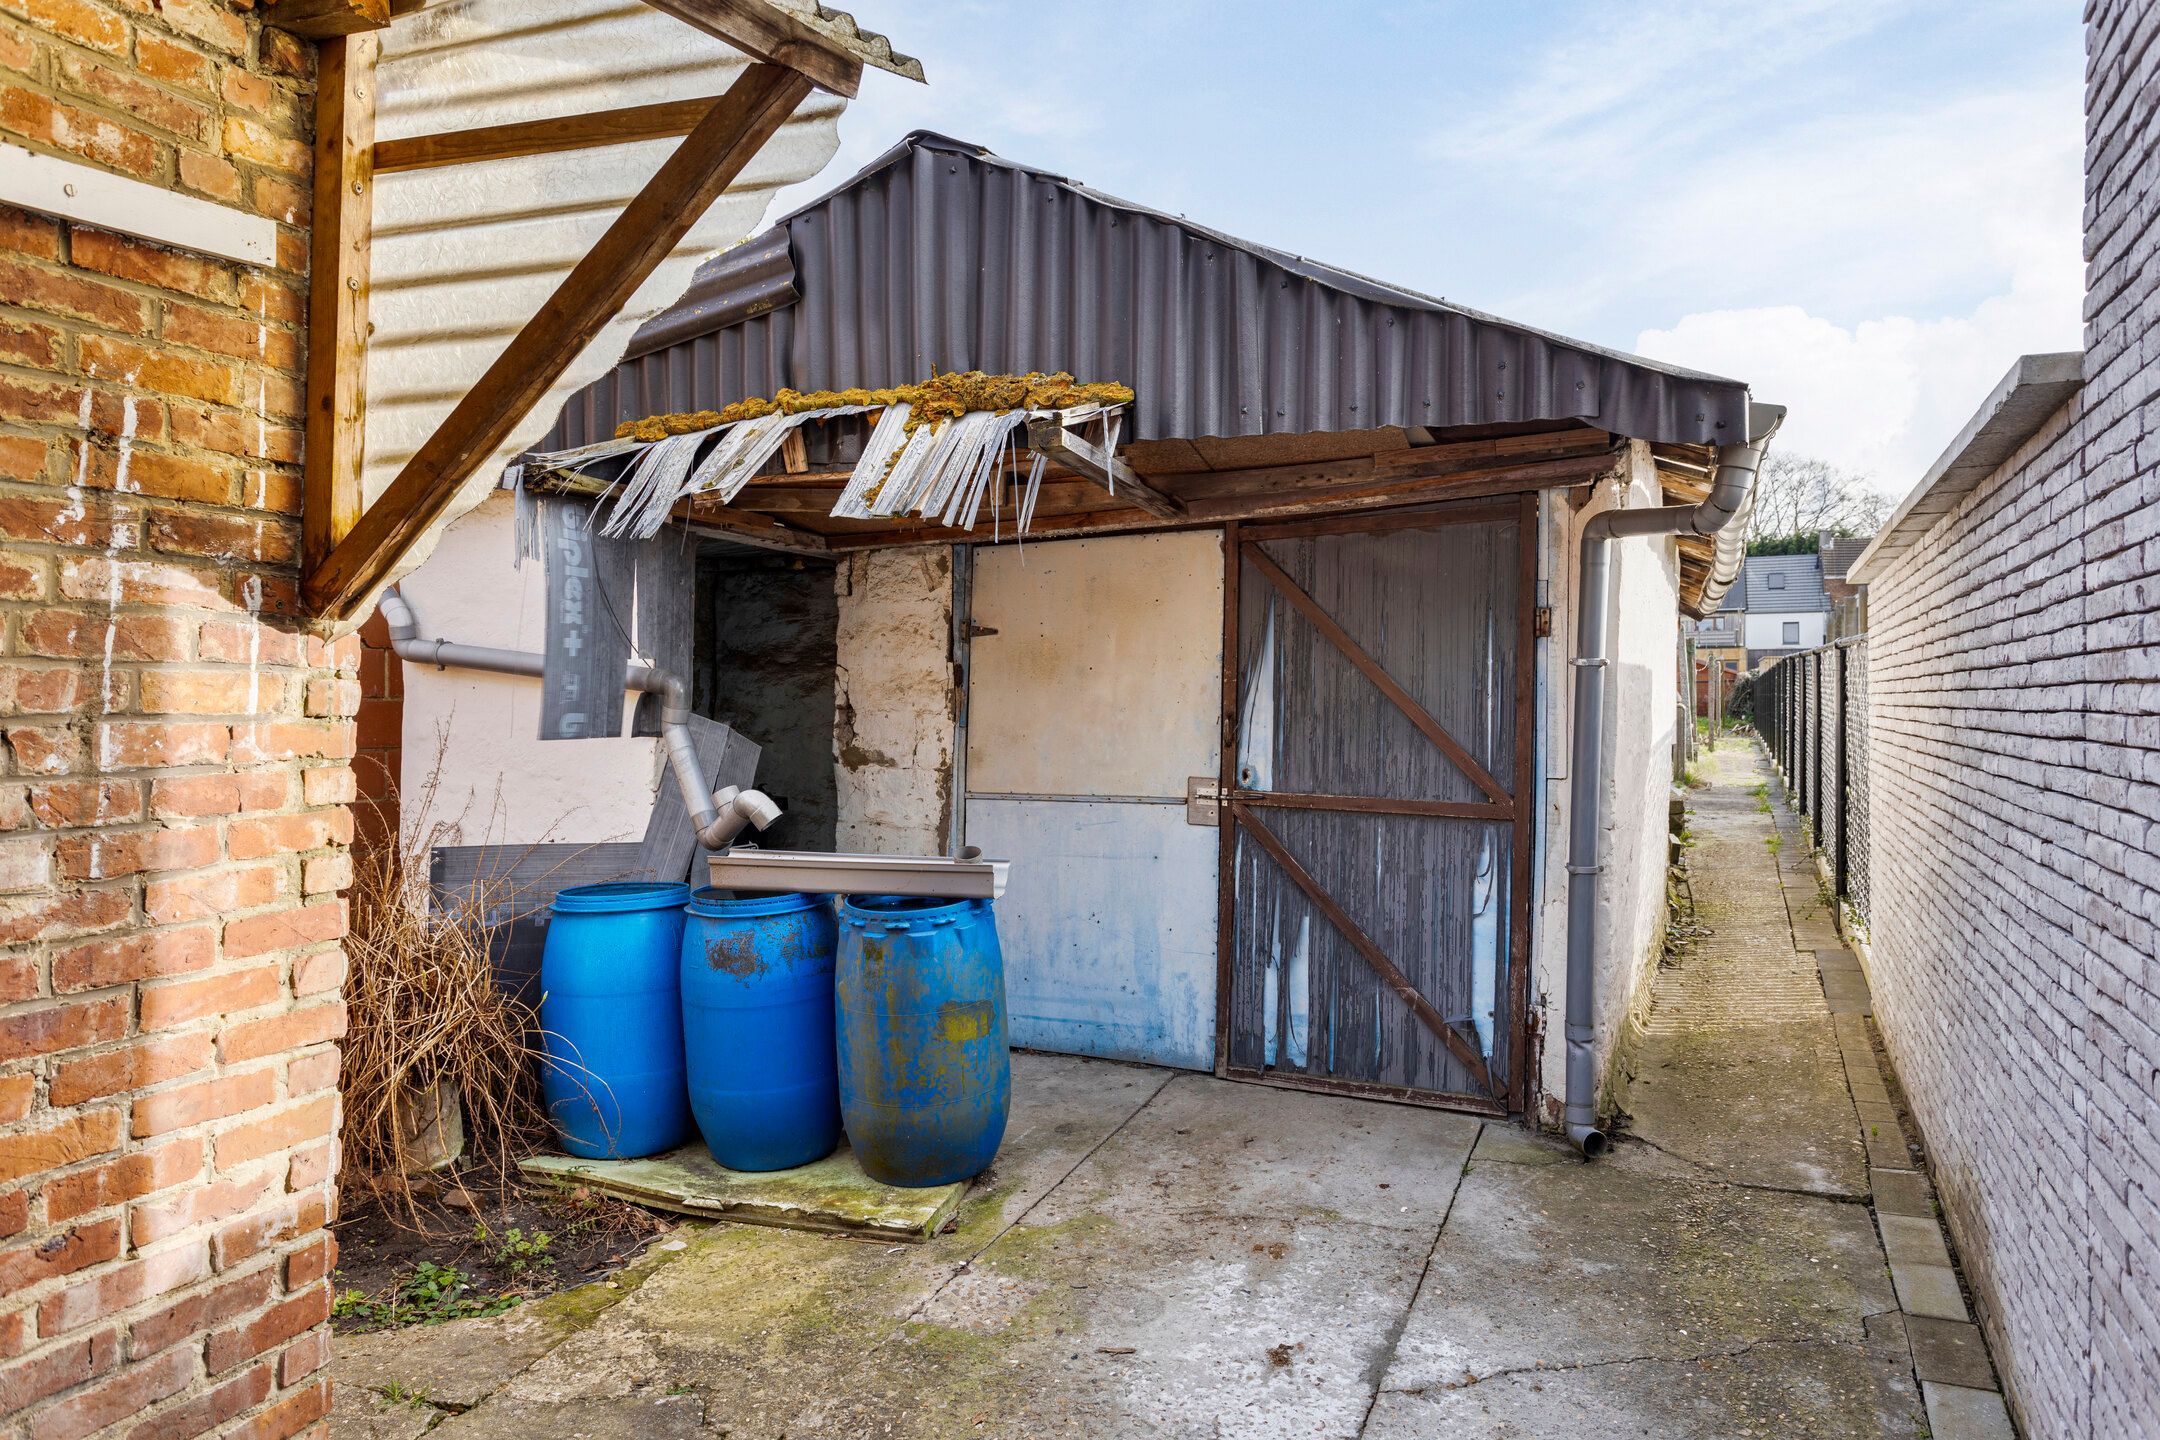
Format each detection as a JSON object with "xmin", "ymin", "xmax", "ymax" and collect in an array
[{"xmin": 1187, "ymin": 776, "xmax": 1222, "ymax": 826}]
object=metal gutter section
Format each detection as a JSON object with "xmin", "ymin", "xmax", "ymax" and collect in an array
[
  {"xmin": 1562, "ymin": 403, "xmax": 1784, "ymax": 1156},
  {"xmin": 377, "ymin": 587, "xmax": 773, "ymax": 851},
  {"xmin": 1847, "ymin": 351, "xmax": 2083, "ymax": 584}
]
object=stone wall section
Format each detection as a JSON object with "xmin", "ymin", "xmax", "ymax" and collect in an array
[{"xmin": 0, "ymin": 3, "xmax": 347, "ymax": 1437}]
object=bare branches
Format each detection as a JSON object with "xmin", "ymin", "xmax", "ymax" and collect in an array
[{"xmin": 1746, "ymin": 452, "xmax": 1890, "ymax": 552}]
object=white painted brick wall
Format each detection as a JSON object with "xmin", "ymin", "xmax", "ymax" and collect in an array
[{"xmin": 1862, "ymin": 6, "xmax": 2160, "ymax": 1435}]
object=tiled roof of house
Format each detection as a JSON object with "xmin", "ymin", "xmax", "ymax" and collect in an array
[
  {"xmin": 1740, "ymin": 554, "xmax": 1829, "ymax": 614},
  {"xmin": 1820, "ymin": 534, "xmax": 1873, "ymax": 581}
]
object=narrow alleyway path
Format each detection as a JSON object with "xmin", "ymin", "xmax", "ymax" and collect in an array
[{"xmin": 330, "ymin": 739, "xmax": 2007, "ymax": 1440}]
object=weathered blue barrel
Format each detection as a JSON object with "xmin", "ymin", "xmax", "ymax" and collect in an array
[
  {"xmin": 539, "ymin": 881, "xmax": 693, "ymax": 1159},
  {"xmin": 679, "ymin": 888, "xmax": 842, "ymax": 1171},
  {"xmin": 835, "ymin": 895, "xmax": 1010, "ymax": 1187}
]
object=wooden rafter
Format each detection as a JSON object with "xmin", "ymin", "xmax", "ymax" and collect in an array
[
  {"xmin": 1025, "ymin": 416, "xmax": 1185, "ymax": 519},
  {"xmin": 301, "ymin": 32, "xmax": 376, "ymax": 576},
  {"xmin": 373, "ymin": 95, "xmax": 731, "ymax": 174},
  {"xmin": 303, "ymin": 61, "xmax": 814, "ymax": 619},
  {"xmin": 268, "ymin": 0, "xmax": 388, "ymax": 37}
]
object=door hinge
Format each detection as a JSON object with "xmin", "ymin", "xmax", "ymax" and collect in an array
[{"xmin": 1534, "ymin": 606, "xmax": 1553, "ymax": 638}]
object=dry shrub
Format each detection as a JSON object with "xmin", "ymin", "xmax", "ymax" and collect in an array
[{"xmin": 342, "ymin": 759, "xmax": 548, "ymax": 1221}]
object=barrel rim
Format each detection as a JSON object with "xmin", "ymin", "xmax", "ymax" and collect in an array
[
  {"xmin": 837, "ymin": 893, "xmax": 987, "ymax": 927},
  {"xmin": 551, "ymin": 880, "xmax": 693, "ymax": 915},
  {"xmin": 685, "ymin": 886, "xmax": 830, "ymax": 919}
]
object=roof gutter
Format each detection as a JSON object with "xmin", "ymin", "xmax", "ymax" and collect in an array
[
  {"xmin": 1562, "ymin": 404, "xmax": 1784, "ymax": 1156},
  {"xmin": 376, "ymin": 588, "xmax": 777, "ymax": 851}
]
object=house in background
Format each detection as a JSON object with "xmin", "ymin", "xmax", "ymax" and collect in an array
[
  {"xmin": 1820, "ymin": 531, "xmax": 1873, "ymax": 637},
  {"xmin": 1737, "ymin": 552, "xmax": 1830, "ymax": 667}
]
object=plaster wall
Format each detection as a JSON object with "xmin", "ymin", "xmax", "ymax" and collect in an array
[
  {"xmin": 1745, "ymin": 611, "xmax": 1827, "ymax": 652},
  {"xmin": 397, "ymin": 493, "xmax": 662, "ymax": 847},
  {"xmin": 1531, "ymin": 441, "xmax": 1681, "ymax": 1121}
]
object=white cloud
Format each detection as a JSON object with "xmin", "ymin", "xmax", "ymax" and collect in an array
[{"xmin": 1634, "ymin": 253, "xmax": 2082, "ymax": 493}]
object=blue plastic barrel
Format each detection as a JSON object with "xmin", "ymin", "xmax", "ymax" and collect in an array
[
  {"xmin": 679, "ymin": 888, "xmax": 842, "ymax": 1171},
  {"xmin": 835, "ymin": 895, "xmax": 1011, "ymax": 1187},
  {"xmin": 539, "ymin": 881, "xmax": 693, "ymax": 1159}
]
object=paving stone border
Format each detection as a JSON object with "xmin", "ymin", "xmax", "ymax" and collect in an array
[{"xmin": 1765, "ymin": 753, "xmax": 2020, "ymax": 1440}]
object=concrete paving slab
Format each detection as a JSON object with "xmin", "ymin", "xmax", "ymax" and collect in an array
[
  {"xmin": 327, "ymin": 1392, "xmax": 440, "ymax": 1440},
  {"xmin": 1025, "ymin": 1073, "xmax": 1482, "ymax": 1233},
  {"xmin": 1878, "ymin": 1213, "xmax": 1953, "ymax": 1269},
  {"xmin": 1891, "ymin": 1260, "xmax": 1971, "ymax": 1321},
  {"xmin": 1924, "ymin": 1380, "xmax": 2017, "ymax": 1440},
  {"xmin": 1872, "ymin": 1167, "xmax": 1936, "ymax": 1218},
  {"xmin": 1470, "ymin": 1123, "xmax": 1576, "ymax": 1167},
  {"xmin": 1379, "ymin": 1156, "xmax": 1899, "ymax": 1390},
  {"xmin": 521, "ymin": 1143, "xmax": 967, "ymax": 1242},
  {"xmin": 1367, "ymin": 1335, "xmax": 1925, "ymax": 1440},
  {"xmin": 1907, "ymin": 1315, "xmax": 1997, "ymax": 1390}
]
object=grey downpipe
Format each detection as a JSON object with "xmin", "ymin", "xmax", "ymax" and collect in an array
[
  {"xmin": 377, "ymin": 588, "xmax": 774, "ymax": 850},
  {"xmin": 1562, "ymin": 405, "xmax": 1783, "ymax": 1156}
]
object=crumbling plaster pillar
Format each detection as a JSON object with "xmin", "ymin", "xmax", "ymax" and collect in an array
[{"xmin": 832, "ymin": 547, "xmax": 955, "ymax": 854}]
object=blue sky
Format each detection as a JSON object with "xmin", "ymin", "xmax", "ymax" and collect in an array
[{"xmin": 781, "ymin": 1, "xmax": 2084, "ymax": 494}]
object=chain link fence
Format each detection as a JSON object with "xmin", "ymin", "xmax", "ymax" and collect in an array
[{"xmin": 1754, "ymin": 638, "xmax": 1870, "ymax": 927}]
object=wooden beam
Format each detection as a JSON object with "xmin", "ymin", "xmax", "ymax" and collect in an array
[
  {"xmin": 301, "ymin": 32, "xmax": 376, "ymax": 578},
  {"xmin": 374, "ymin": 96, "xmax": 730, "ymax": 174},
  {"xmin": 679, "ymin": 496, "xmax": 831, "ymax": 555},
  {"xmin": 1026, "ymin": 416, "xmax": 1185, "ymax": 519},
  {"xmin": 644, "ymin": 0, "xmax": 866, "ymax": 96},
  {"xmin": 268, "ymin": 0, "xmax": 388, "ymax": 37},
  {"xmin": 304, "ymin": 62, "xmax": 815, "ymax": 620}
]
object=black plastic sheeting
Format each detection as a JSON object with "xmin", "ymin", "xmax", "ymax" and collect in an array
[{"xmin": 542, "ymin": 131, "xmax": 1751, "ymax": 452}]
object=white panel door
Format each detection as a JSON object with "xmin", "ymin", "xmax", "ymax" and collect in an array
[{"xmin": 965, "ymin": 531, "xmax": 1222, "ymax": 1070}]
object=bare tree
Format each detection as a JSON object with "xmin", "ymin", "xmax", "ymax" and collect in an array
[{"xmin": 1746, "ymin": 452, "xmax": 1890, "ymax": 551}]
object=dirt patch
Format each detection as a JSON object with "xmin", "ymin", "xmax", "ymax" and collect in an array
[{"xmin": 332, "ymin": 1163, "xmax": 672, "ymax": 1334}]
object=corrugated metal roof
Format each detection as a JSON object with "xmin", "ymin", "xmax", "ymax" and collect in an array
[
  {"xmin": 363, "ymin": 0, "xmax": 856, "ymax": 578},
  {"xmin": 1740, "ymin": 555, "xmax": 1829, "ymax": 614},
  {"xmin": 542, "ymin": 131, "xmax": 1751, "ymax": 451}
]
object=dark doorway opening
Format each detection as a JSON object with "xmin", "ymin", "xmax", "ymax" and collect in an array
[{"xmin": 694, "ymin": 544, "xmax": 839, "ymax": 851}]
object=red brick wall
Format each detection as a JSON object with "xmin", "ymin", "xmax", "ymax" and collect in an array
[{"xmin": 0, "ymin": 4, "xmax": 347, "ymax": 1437}]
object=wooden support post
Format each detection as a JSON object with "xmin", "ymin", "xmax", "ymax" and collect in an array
[
  {"xmin": 304, "ymin": 62, "xmax": 814, "ymax": 621},
  {"xmin": 268, "ymin": 0, "xmax": 389, "ymax": 36},
  {"xmin": 1025, "ymin": 416, "xmax": 1186, "ymax": 520},
  {"xmin": 302, "ymin": 32, "xmax": 376, "ymax": 577}
]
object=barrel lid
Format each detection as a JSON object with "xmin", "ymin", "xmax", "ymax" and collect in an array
[
  {"xmin": 838, "ymin": 894, "xmax": 987, "ymax": 928},
  {"xmin": 551, "ymin": 881, "xmax": 692, "ymax": 915},
  {"xmin": 686, "ymin": 887, "xmax": 828, "ymax": 919}
]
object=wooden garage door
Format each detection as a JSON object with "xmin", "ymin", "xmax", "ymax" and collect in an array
[{"xmin": 1221, "ymin": 499, "xmax": 1535, "ymax": 1112}]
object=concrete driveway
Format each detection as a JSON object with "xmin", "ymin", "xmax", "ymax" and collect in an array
[{"xmin": 333, "ymin": 744, "xmax": 1971, "ymax": 1440}]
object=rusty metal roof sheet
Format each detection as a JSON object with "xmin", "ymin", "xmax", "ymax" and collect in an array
[{"xmin": 541, "ymin": 131, "xmax": 1751, "ymax": 451}]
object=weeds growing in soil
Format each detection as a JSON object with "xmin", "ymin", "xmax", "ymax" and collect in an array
[
  {"xmin": 334, "ymin": 1260, "xmax": 519, "ymax": 1331},
  {"xmin": 342, "ymin": 751, "xmax": 552, "ymax": 1225}
]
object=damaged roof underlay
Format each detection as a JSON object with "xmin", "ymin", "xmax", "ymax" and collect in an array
[{"xmin": 534, "ymin": 131, "xmax": 1754, "ymax": 613}]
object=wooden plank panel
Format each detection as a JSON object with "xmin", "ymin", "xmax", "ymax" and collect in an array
[
  {"xmin": 1244, "ymin": 544, "xmax": 1510, "ymax": 804},
  {"xmin": 302, "ymin": 32, "xmax": 377, "ymax": 575},
  {"xmin": 305, "ymin": 62, "xmax": 813, "ymax": 620}
]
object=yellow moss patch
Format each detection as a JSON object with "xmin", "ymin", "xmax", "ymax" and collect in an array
[{"xmin": 612, "ymin": 371, "xmax": 1136, "ymax": 442}]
